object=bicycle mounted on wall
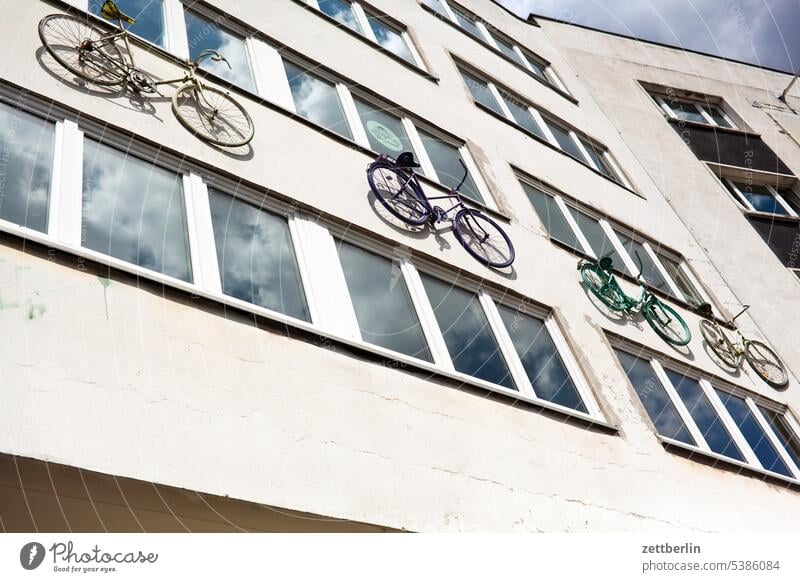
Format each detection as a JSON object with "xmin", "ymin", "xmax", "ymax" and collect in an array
[
  {"xmin": 578, "ymin": 254, "xmax": 691, "ymax": 346},
  {"xmin": 367, "ymin": 151, "xmax": 515, "ymax": 268},
  {"xmin": 38, "ymin": 0, "xmax": 255, "ymax": 148}
]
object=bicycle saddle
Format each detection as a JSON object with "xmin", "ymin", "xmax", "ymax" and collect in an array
[
  {"xmin": 395, "ymin": 151, "xmax": 421, "ymax": 168},
  {"xmin": 697, "ymin": 302, "xmax": 714, "ymax": 318},
  {"xmin": 598, "ymin": 256, "xmax": 613, "ymax": 270},
  {"xmin": 101, "ymin": 0, "xmax": 136, "ymax": 24}
]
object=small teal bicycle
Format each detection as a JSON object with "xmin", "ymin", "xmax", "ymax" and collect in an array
[{"xmin": 578, "ymin": 254, "xmax": 691, "ymax": 346}]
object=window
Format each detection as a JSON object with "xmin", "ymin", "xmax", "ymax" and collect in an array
[
  {"xmin": 421, "ymin": 0, "xmax": 449, "ymax": 18},
  {"xmin": 90, "ymin": 0, "xmax": 166, "ymax": 48},
  {"xmin": 416, "ymin": 130, "xmax": 482, "ymax": 203},
  {"xmin": 522, "ymin": 53, "xmax": 550, "ymax": 83},
  {"xmin": 723, "ymin": 180, "xmax": 798, "ymax": 217},
  {"xmin": 450, "ymin": 6, "xmax": 482, "ymax": 39},
  {"xmin": 0, "ymin": 103, "xmax": 54, "ymax": 233},
  {"xmin": 336, "ymin": 241, "xmax": 432, "ymax": 361},
  {"xmin": 524, "ymin": 180, "xmax": 705, "ymax": 306},
  {"xmin": 184, "ymin": 10, "xmax": 255, "ymax": 92},
  {"xmin": 209, "ymin": 190, "xmax": 310, "ymax": 321},
  {"xmin": 353, "ymin": 99, "xmax": 415, "ymax": 160},
  {"xmin": 486, "ymin": 31, "xmax": 525, "ymax": 68},
  {"xmin": 461, "ymin": 70, "xmax": 504, "ymax": 116},
  {"xmin": 579, "ymin": 138, "xmax": 619, "ymax": 181},
  {"xmin": 318, "ymin": 0, "xmax": 362, "ymax": 33},
  {"xmin": 543, "ymin": 118, "xmax": 586, "ymax": 162},
  {"xmin": 498, "ymin": 305, "xmax": 587, "ymax": 412},
  {"xmin": 283, "ymin": 61, "xmax": 353, "ymax": 139},
  {"xmin": 654, "ymin": 94, "xmax": 736, "ymax": 129},
  {"xmin": 615, "ymin": 348, "xmax": 800, "ymax": 481},
  {"xmin": 82, "ymin": 139, "xmax": 192, "ymax": 282},
  {"xmin": 365, "ymin": 12, "xmax": 416, "ymax": 65},
  {"xmin": 500, "ymin": 91, "xmax": 545, "ymax": 139},
  {"xmin": 421, "ymin": 274, "xmax": 514, "ymax": 388}
]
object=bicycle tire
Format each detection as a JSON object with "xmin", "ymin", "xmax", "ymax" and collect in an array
[
  {"xmin": 366, "ymin": 162, "xmax": 430, "ymax": 226},
  {"xmin": 644, "ymin": 299, "xmax": 691, "ymax": 346},
  {"xmin": 452, "ymin": 209, "xmax": 515, "ymax": 268},
  {"xmin": 39, "ymin": 14, "xmax": 125, "ymax": 86},
  {"xmin": 579, "ymin": 261, "xmax": 627, "ymax": 312},
  {"xmin": 699, "ymin": 319, "xmax": 740, "ymax": 368},
  {"xmin": 172, "ymin": 83, "xmax": 255, "ymax": 147},
  {"xmin": 745, "ymin": 340, "xmax": 788, "ymax": 387}
]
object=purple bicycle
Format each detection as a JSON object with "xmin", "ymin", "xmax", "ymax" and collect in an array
[{"xmin": 367, "ymin": 152, "xmax": 515, "ymax": 268}]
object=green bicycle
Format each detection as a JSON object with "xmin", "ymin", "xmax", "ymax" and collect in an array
[{"xmin": 578, "ymin": 254, "xmax": 691, "ymax": 346}]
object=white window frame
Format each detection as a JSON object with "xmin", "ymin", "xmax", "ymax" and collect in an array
[
  {"xmin": 723, "ymin": 178, "xmax": 799, "ymax": 217},
  {"xmin": 656, "ymin": 96, "xmax": 737, "ymax": 129},
  {"xmin": 623, "ymin": 349, "xmax": 800, "ymax": 483}
]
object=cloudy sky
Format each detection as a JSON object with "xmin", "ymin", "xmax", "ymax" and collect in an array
[{"xmin": 497, "ymin": 0, "xmax": 800, "ymax": 73}]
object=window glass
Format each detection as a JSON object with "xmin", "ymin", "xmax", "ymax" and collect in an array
[
  {"xmin": 566, "ymin": 208, "xmax": 622, "ymax": 265},
  {"xmin": 184, "ymin": 10, "xmax": 255, "ymax": 92},
  {"xmin": 422, "ymin": 0, "xmax": 449, "ymax": 17},
  {"xmin": 523, "ymin": 54, "xmax": 549, "ymax": 81},
  {"xmin": 337, "ymin": 241, "xmax": 432, "ymax": 361},
  {"xmin": 579, "ymin": 139, "xmax": 619, "ymax": 181},
  {"xmin": 417, "ymin": 129, "xmax": 482, "ymax": 203},
  {"xmin": 82, "ymin": 140, "xmax": 192, "ymax": 282},
  {"xmin": 614, "ymin": 232, "xmax": 671, "ymax": 294},
  {"xmin": 732, "ymin": 182, "xmax": 789, "ymax": 215},
  {"xmin": 716, "ymin": 390, "xmax": 792, "ymax": 477},
  {"xmin": 699, "ymin": 105, "xmax": 734, "ymax": 128},
  {"xmin": 354, "ymin": 99, "xmax": 414, "ymax": 160},
  {"xmin": 664, "ymin": 99, "xmax": 706, "ymax": 124},
  {"xmin": 523, "ymin": 184, "xmax": 580, "ymax": 251},
  {"xmin": 489, "ymin": 32, "xmax": 526, "ymax": 67},
  {"xmin": 421, "ymin": 275, "xmax": 514, "ymax": 389},
  {"xmin": 367, "ymin": 15, "xmax": 416, "ymax": 64},
  {"xmin": 614, "ymin": 350, "xmax": 695, "ymax": 445},
  {"xmin": 451, "ymin": 7, "xmax": 483, "ymax": 39},
  {"xmin": 665, "ymin": 370, "xmax": 744, "ymax": 461},
  {"xmin": 209, "ymin": 190, "xmax": 309, "ymax": 321},
  {"xmin": 0, "ymin": 103, "xmax": 54, "ymax": 233},
  {"xmin": 318, "ymin": 0, "xmax": 362, "ymax": 33},
  {"xmin": 283, "ymin": 61, "xmax": 352, "ymax": 139},
  {"xmin": 757, "ymin": 406, "xmax": 800, "ymax": 470},
  {"xmin": 498, "ymin": 305, "xmax": 586, "ymax": 412},
  {"xmin": 659, "ymin": 255, "xmax": 704, "ymax": 306},
  {"xmin": 544, "ymin": 119, "xmax": 585, "ymax": 162},
  {"xmin": 500, "ymin": 92, "xmax": 545, "ymax": 139},
  {"xmin": 460, "ymin": 71, "xmax": 503, "ymax": 116},
  {"xmin": 90, "ymin": 0, "xmax": 166, "ymax": 48}
]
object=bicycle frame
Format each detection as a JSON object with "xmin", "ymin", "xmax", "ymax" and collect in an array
[
  {"xmin": 388, "ymin": 155, "xmax": 470, "ymax": 222},
  {"xmin": 705, "ymin": 306, "xmax": 749, "ymax": 357},
  {"xmin": 594, "ymin": 260, "xmax": 652, "ymax": 314}
]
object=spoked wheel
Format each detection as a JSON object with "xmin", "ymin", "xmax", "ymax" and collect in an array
[
  {"xmin": 745, "ymin": 340, "xmax": 788, "ymax": 387},
  {"xmin": 39, "ymin": 14, "xmax": 125, "ymax": 86},
  {"xmin": 699, "ymin": 320, "xmax": 740, "ymax": 368},
  {"xmin": 367, "ymin": 162, "xmax": 430, "ymax": 226},
  {"xmin": 644, "ymin": 299, "xmax": 691, "ymax": 346},
  {"xmin": 579, "ymin": 262, "xmax": 627, "ymax": 312},
  {"xmin": 172, "ymin": 83, "xmax": 255, "ymax": 147},
  {"xmin": 452, "ymin": 209, "xmax": 515, "ymax": 268}
]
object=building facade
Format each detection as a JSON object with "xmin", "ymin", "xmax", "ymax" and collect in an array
[{"xmin": 1, "ymin": 0, "xmax": 799, "ymax": 532}]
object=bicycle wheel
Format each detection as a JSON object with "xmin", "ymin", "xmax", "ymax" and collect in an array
[
  {"xmin": 453, "ymin": 209, "xmax": 515, "ymax": 268},
  {"xmin": 579, "ymin": 261, "xmax": 627, "ymax": 312},
  {"xmin": 172, "ymin": 83, "xmax": 255, "ymax": 147},
  {"xmin": 745, "ymin": 340, "xmax": 788, "ymax": 387},
  {"xmin": 643, "ymin": 299, "xmax": 691, "ymax": 346},
  {"xmin": 699, "ymin": 320, "xmax": 740, "ymax": 368},
  {"xmin": 39, "ymin": 14, "xmax": 125, "ymax": 86},
  {"xmin": 367, "ymin": 162, "xmax": 430, "ymax": 226}
]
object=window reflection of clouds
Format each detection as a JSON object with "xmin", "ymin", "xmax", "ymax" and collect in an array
[
  {"xmin": 337, "ymin": 241, "xmax": 431, "ymax": 361},
  {"xmin": 416, "ymin": 130, "xmax": 482, "ymax": 203},
  {"xmin": 184, "ymin": 11, "xmax": 255, "ymax": 92},
  {"xmin": 0, "ymin": 104, "xmax": 54, "ymax": 233},
  {"xmin": 90, "ymin": 0, "xmax": 166, "ymax": 47},
  {"xmin": 422, "ymin": 275, "xmax": 514, "ymax": 389},
  {"xmin": 368, "ymin": 18, "xmax": 414, "ymax": 64},
  {"xmin": 209, "ymin": 190, "xmax": 309, "ymax": 322},
  {"xmin": 81, "ymin": 140, "xmax": 192, "ymax": 282},
  {"xmin": 498, "ymin": 306, "xmax": 586, "ymax": 412},
  {"xmin": 318, "ymin": 0, "xmax": 362, "ymax": 33},
  {"xmin": 283, "ymin": 61, "xmax": 352, "ymax": 139}
]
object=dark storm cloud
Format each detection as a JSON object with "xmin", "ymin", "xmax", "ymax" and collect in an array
[{"xmin": 497, "ymin": 0, "xmax": 800, "ymax": 73}]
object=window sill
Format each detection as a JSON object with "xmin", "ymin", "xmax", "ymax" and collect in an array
[
  {"xmin": 0, "ymin": 221, "xmax": 615, "ymax": 434},
  {"xmin": 742, "ymin": 210, "xmax": 800, "ymax": 224},
  {"xmin": 665, "ymin": 116, "xmax": 757, "ymax": 137},
  {"xmin": 661, "ymin": 436, "xmax": 800, "ymax": 492},
  {"xmin": 475, "ymin": 101, "xmax": 639, "ymax": 197},
  {"xmin": 290, "ymin": 0, "xmax": 439, "ymax": 83},
  {"xmin": 420, "ymin": 3, "xmax": 577, "ymax": 104}
]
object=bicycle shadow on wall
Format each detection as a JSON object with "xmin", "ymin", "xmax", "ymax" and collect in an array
[{"xmin": 365, "ymin": 152, "xmax": 517, "ymax": 279}]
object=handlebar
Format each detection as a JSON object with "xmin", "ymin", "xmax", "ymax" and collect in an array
[
  {"xmin": 454, "ymin": 159, "xmax": 469, "ymax": 193},
  {"xmin": 192, "ymin": 49, "xmax": 232, "ymax": 70}
]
